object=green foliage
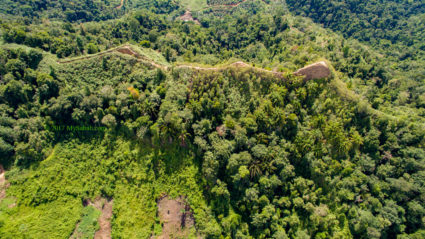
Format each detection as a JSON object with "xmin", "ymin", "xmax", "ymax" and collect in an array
[
  {"xmin": 75, "ymin": 206, "xmax": 101, "ymax": 239},
  {"xmin": 207, "ymin": 0, "xmax": 244, "ymax": 5},
  {"xmin": 0, "ymin": 197, "xmax": 82, "ymax": 238},
  {"xmin": 86, "ymin": 43, "xmax": 99, "ymax": 54},
  {"xmin": 0, "ymin": 1, "xmax": 424, "ymax": 238}
]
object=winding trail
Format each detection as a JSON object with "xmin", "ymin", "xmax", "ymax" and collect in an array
[
  {"xmin": 220, "ymin": 0, "xmax": 248, "ymax": 7},
  {"xmin": 116, "ymin": 0, "xmax": 125, "ymax": 9},
  {"xmin": 58, "ymin": 45, "xmax": 169, "ymax": 71},
  {"xmin": 176, "ymin": 61, "xmax": 286, "ymax": 78},
  {"xmin": 201, "ymin": 0, "xmax": 248, "ymax": 10},
  {"xmin": 57, "ymin": 45, "xmax": 287, "ymax": 78}
]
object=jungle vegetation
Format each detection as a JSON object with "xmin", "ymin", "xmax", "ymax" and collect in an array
[{"xmin": 0, "ymin": 0, "xmax": 424, "ymax": 238}]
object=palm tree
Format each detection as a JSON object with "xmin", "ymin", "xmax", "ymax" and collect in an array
[
  {"xmin": 178, "ymin": 130, "xmax": 190, "ymax": 147},
  {"xmin": 144, "ymin": 100, "xmax": 157, "ymax": 118},
  {"xmin": 249, "ymin": 160, "xmax": 262, "ymax": 179},
  {"xmin": 159, "ymin": 121, "xmax": 175, "ymax": 144}
]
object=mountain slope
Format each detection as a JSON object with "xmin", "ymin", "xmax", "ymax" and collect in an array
[{"xmin": 0, "ymin": 1, "xmax": 424, "ymax": 238}]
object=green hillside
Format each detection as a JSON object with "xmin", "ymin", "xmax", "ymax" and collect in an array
[{"xmin": 0, "ymin": 0, "xmax": 424, "ymax": 238}]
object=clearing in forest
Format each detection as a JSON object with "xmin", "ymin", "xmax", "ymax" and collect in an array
[
  {"xmin": 153, "ymin": 195, "xmax": 196, "ymax": 239},
  {"xmin": 179, "ymin": 11, "xmax": 201, "ymax": 25}
]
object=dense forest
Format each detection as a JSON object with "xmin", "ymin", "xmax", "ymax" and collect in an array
[
  {"xmin": 0, "ymin": 0, "xmax": 424, "ymax": 238},
  {"xmin": 286, "ymin": 0, "xmax": 425, "ymax": 47}
]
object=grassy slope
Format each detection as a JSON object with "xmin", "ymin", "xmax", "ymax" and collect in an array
[
  {"xmin": 178, "ymin": 0, "xmax": 208, "ymax": 11},
  {"xmin": 0, "ymin": 137, "xmax": 216, "ymax": 238},
  {"xmin": 0, "ymin": 44, "xmax": 210, "ymax": 237},
  {"xmin": 0, "ymin": 5, "xmax": 423, "ymax": 235},
  {"xmin": 0, "ymin": 197, "xmax": 82, "ymax": 239}
]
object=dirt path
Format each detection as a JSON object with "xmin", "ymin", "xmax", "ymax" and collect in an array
[
  {"xmin": 222, "ymin": 0, "xmax": 248, "ymax": 7},
  {"xmin": 58, "ymin": 46, "xmax": 129, "ymax": 64},
  {"xmin": 93, "ymin": 198, "xmax": 113, "ymax": 239},
  {"xmin": 198, "ymin": 0, "xmax": 248, "ymax": 11},
  {"xmin": 57, "ymin": 45, "xmax": 336, "ymax": 82},
  {"xmin": 176, "ymin": 61, "xmax": 286, "ymax": 78},
  {"xmin": 116, "ymin": 0, "xmax": 125, "ymax": 9},
  {"xmin": 58, "ymin": 45, "xmax": 288, "ymax": 79},
  {"xmin": 58, "ymin": 45, "xmax": 169, "ymax": 70},
  {"xmin": 0, "ymin": 164, "xmax": 9, "ymax": 200}
]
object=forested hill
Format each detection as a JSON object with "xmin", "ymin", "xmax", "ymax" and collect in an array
[
  {"xmin": 285, "ymin": 0, "xmax": 425, "ymax": 129},
  {"xmin": 0, "ymin": 0, "xmax": 180, "ymax": 22},
  {"xmin": 286, "ymin": 1, "xmax": 425, "ymax": 41},
  {"xmin": 286, "ymin": 0, "xmax": 425, "ymax": 53},
  {"xmin": 0, "ymin": 0, "xmax": 424, "ymax": 239}
]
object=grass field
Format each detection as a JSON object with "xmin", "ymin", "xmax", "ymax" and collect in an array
[{"xmin": 178, "ymin": 0, "xmax": 208, "ymax": 11}]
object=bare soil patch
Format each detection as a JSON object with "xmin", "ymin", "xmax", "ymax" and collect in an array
[
  {"xmin": 154, "ymin": 195, "xmax": 195, "ymax": 239},
  {"xmin": 231, "ymin": 61, "xmax": 250, "ymax": 68},
  {"xmin": 179, "ymin": 11, "xmax": 201, "ymax": 25},
  {"xmin": 0, "ymin": 164, "xmax": 10, "ymax": 200},
  {"xmin": 294, "ymin": 61, "xmax": 331, "ymax": 80},
  {"xmin": 92, "ymin": 198, "xmax": 113, "ymax": 239},
  {"xmin": 116, "ymin": 46, "xmax": 140, "ymax": 58}
]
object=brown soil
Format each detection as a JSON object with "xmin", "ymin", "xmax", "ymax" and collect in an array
[
  {"xmin": 231, "ymin": 61, "xmax": 250, "ymax": 68},
  {"xmin": 116, "ymin": 0, "xmax": 125, "ymax": 9},
  {"xmin": 0, "ymin": 164, "xmax": 15, "ymax": 208},
  {"xmin": 0, "ymin": 164, "xmax": 9, "ymax": 200},
  {"xmin": 93, "ymin": 198, "xmax": 114, "ymax": 239},
  {"xmin": 153, "ymin": 196, "xmax": 195, "ymax": 239},
  {"xmin": 179, "ymin": 11, "xmax": 201, "ymax": 25},
  {"xmin": 294, "ymin": 61, "xmax": 331, "ymax": 80},
  {"xmin": 116, "ymin": 46, "xmax": 140, "ymax": 58}
]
